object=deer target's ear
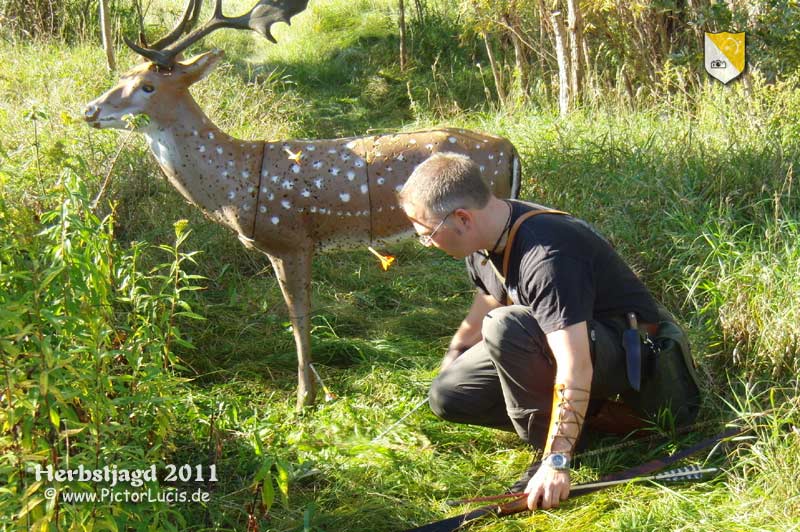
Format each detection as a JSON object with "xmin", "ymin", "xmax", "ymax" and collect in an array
[{"xmin": 178, "ymin": 49, "xmax": 225, "ymax": 85}]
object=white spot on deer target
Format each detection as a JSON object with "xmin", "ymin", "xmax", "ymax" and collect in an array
[
  {"xmin": 259, "ymin": 205, "xmax": 267, "ymax": 214},
  {"xmin": 448, "ymin": 136, "xmax": 457, "ymax": 143},
  {"xmin": 271, "ymin": 175, "xmax": 280, "ymax": 183},
  {"xmin": 377, "ymin": 177, "xmax": 385, "ymax": 185},
  {"xmin": 331, "ymin": 167, "xmax": 341, "ymax": 176},
  {"xmin": 208, "ymin": 132, "xmax": 215, "ymax": 140},
  {"xmin": 354, "ymin": 159, "xmax": 364, "ymax": 168},
  {"xmin": 291, "ymin": 164, "xmax": 301, "ymax": 174},
  {"xmin": 360, "ymin": 184, "xmax": 368, "ymax": 194},
  {"xmin": 302, "ymin": 189, "xmax": 311, "ymax": 198},
  {"xmin": 227, "ymin": 190, "xmax": 236, "ymax": 200},
  {"xmin": 271, "ymin": 216, "xmax": 280, "ymax": 225},
  {"xmin": 198, "ymin": 145, "xmax": 206, "ymax": 153},
  {"xmin": 314, "ymin": 178, "xmax": 324, "ymax": 189},
  {"xmin": 216, "ymin": 146, "xmax": 223, "ymax": 154},
  {"xmin": 282, "ymin": 180, "xmax": 293, "ymax": 190},
  {"xmin": 312, "ymin": 161, "xmax": 323, "ymax": 169},
  {"xmin": 281, "ymin": 200, "xmax": 292, "ymax": 209},
  {"xmin": 340, "ymin": 193, "xmax": 351, "ymax": 202}
]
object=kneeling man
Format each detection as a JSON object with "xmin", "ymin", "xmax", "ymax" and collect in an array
[{"xmin": 398, "ymin": 152, "xmax": 701, "ymax": 510}]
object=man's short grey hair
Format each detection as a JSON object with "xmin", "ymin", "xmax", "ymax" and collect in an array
[{"xmin": 397, "ymin": 152, "xmax": 491, "ymax": 216}]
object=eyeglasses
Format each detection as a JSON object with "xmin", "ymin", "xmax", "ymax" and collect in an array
[{"xmin": 418, "ymin": 211, "xmax": 453, "ymax": 247}]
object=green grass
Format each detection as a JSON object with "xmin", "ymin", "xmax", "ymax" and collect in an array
[{"xmin": 1, "ymin": 0, "xmax": 800, "ymax": 530}]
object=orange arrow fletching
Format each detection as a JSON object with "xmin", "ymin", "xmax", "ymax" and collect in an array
[
  {"xmin": 284, "ymin": 147, "xmax": 303, "ymax": 164},
  {"xmin": 368, "ymin": 246, "xmax": 396, "ymax": 271}
]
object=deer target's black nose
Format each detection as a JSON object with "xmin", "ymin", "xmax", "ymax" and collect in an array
[{"xmin": 84, "ymin": 105, "xmax": 99, "ymax": 121}]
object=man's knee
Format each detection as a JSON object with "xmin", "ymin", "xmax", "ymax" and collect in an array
[
  {"xmin": 428, "ymin": 371, "xmax": 461, "ymax": 421},
  {"xmin": 481, "ymin": 305, "xmax": 545, "ymax": 361}
]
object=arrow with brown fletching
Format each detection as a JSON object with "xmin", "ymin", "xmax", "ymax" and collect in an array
[{"xmin": 402, "ymin": 426, "xmax": 742, "ymax": 532}]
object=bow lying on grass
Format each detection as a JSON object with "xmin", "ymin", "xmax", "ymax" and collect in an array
[
  {"xmin": 402, "ymin": 426, "xmax": 742, "ymax": 532},
  {"xmin": 445, "ymin": 465, "xmax": 718, "ymax": 506}
]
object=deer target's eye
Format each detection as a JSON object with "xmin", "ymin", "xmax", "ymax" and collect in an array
[{"xmin": 142, "ymin": 84, "xmax": 155, "ymax": 93}]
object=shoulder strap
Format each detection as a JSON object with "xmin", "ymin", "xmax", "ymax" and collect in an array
[
  {"xmin": 501, "ymin": 209, "xmax": 568, "ymax": 278},
  {"xmin": 484, "ymin": 209, "xmax": 568, "ymax": 305}
]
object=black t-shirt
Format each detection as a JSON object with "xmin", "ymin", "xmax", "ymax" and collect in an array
[{"xmin": 466, "ymin": 200, "xmax": 660, "ymax": 334}]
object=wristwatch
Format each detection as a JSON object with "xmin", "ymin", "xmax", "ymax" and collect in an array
[{"xmin": 543, "ymin": 452, "xmax": 570, "ymax": 471}]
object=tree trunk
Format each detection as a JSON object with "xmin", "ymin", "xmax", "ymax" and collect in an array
[
  {"xmin": 100, "ymin": 0, "xmax": 116, "ymax": 71},
  {"xmin": 504, "ymin": 10, "xmax": 528, "ymax": 97},
  {"xmin": 550, "ymin": 10, "xmax": 569, "ymax": 116},
  {"xmin": 483, "ymin": 32, "xmax": 507, "ymax": 105},
  {"xmin": 581, "ymin": 37, "xmax": 594, "ymax": 101},
  {"xmin": 566, "ymin": 0, "xmax": 583, "ymax": 104},
  {"xmin": 399, "ymin": 0, "xmax": 407, "ymax": 70}
]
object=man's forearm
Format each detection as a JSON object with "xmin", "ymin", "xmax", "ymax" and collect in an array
[{"xmin": 544, "ymin": 322, "xmax": 594, "ymax": 456}]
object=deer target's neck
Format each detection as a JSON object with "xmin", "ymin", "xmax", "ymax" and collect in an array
[{"xmin": 142, "ymin": 97, "xmax": 263, "ymax": 237}]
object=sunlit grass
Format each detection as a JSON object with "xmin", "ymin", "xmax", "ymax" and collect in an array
[{"xmin": 1, "ymin": 0, "xmax": 799, "ymax": 529}]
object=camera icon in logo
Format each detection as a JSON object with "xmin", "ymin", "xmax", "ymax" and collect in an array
[{"xmin": 710, "ymin": 59, "xmax": 727, "ymax": 69}]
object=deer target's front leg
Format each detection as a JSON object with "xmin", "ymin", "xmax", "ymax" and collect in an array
[{"xmin": 267, "ymin": 250, "xmax": 317, "ymax": 409}]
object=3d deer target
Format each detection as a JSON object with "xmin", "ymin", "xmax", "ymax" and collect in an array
[{"xmin": 84, "ymin": 0, "xmax": 520, "ymax": 407}]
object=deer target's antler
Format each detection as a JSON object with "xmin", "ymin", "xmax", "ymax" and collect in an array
[{"xmin": 126, "ymin": 0, "xmax": 310, "ymax": 67}]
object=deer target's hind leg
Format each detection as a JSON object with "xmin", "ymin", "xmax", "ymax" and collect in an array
[{"xmin": 267, "ymin": 250, "xmax": 317, "ymax": 409}]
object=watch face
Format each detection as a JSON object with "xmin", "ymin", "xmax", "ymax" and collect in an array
[{"xmin": 547, "ymin": 453, "xmax": 569, "ymax": 469}]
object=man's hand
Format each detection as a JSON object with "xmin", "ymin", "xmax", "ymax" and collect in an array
[{"xmin": 525, "ymin": 463, "xmax": 571, "ymax": 510}]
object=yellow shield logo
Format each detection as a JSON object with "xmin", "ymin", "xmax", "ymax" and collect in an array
[{"xmin": 705, "ymin": 32, "xmax": 745, "ymax": 84}]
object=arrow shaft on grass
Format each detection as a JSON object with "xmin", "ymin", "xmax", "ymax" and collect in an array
[{"xmin": 372, "ymin": 397, "xmax": 429, "ymax": 442}]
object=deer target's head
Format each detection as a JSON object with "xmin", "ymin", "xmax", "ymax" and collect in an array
[
  {"xmin": 84, "ymin": 0, "xmax": 308, "ymax": 130},
  {"xmin": 84, "ymin": 51, "xmax": 224, "ymax": 130}
]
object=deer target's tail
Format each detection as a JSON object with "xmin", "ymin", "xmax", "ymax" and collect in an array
[{"xmin": 509, "ymin": 146, "xmax": 522, "ymax": 199}]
